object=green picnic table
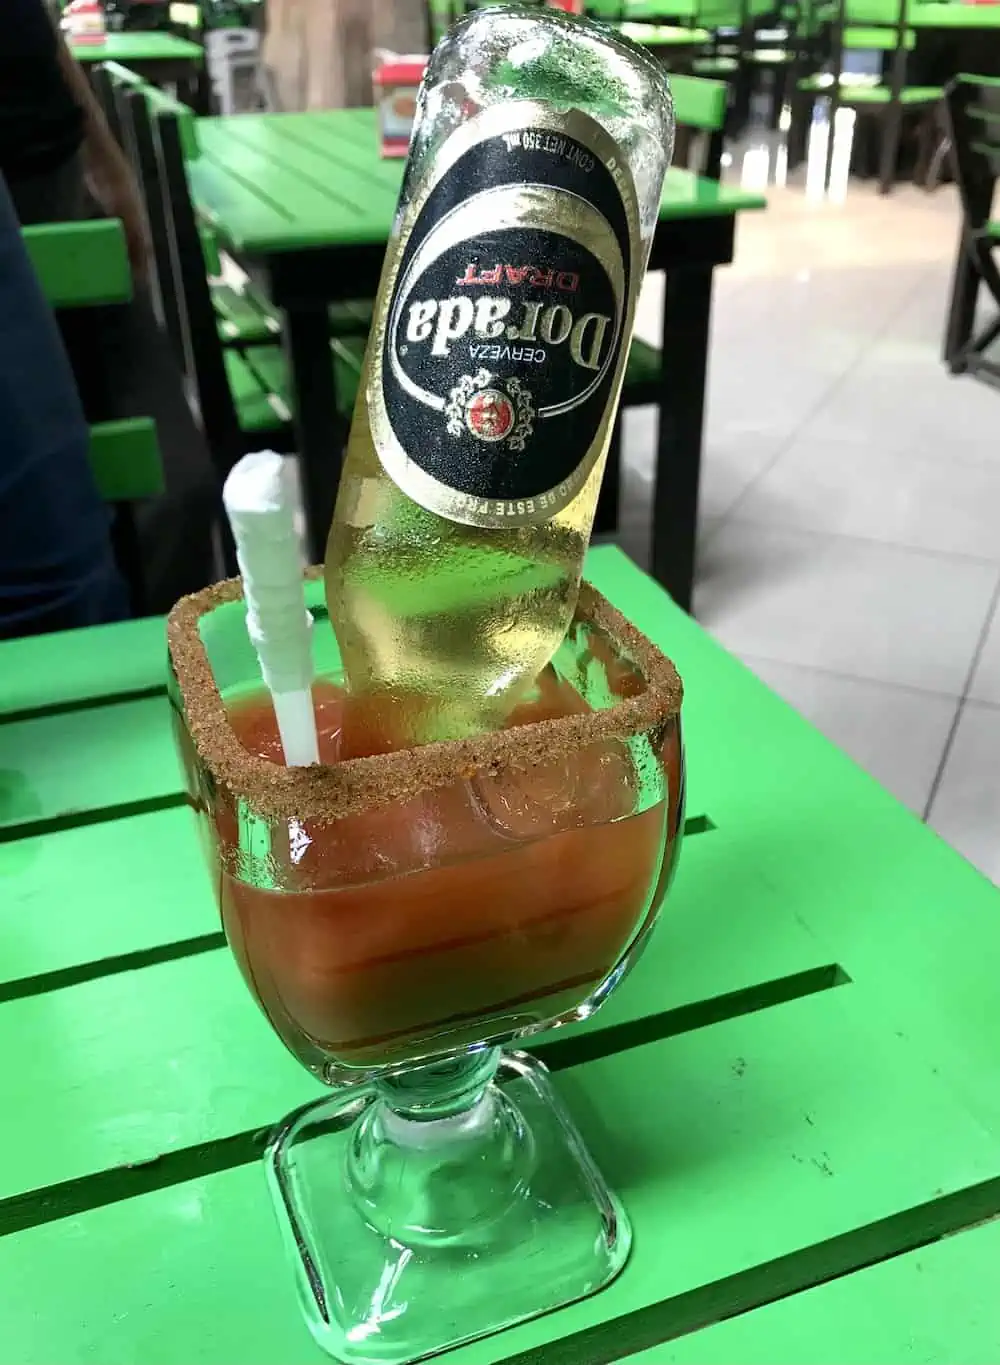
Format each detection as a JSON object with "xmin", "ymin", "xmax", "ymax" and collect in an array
[
  {"xmin": 70, "ymin": 31, "xmax": 208, "ymax": 109},
  {"xmin": 189, "ymin": 107, "xmax": 765, "ymax": 607},
  {"xmin": 1, "ymin": 544, "xmax": 1000, "ymax": 1362}
]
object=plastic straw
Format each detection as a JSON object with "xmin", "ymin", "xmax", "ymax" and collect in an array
[{"xmin": 222, "ymin": 451, "xmax": 320, "ymax": 767}]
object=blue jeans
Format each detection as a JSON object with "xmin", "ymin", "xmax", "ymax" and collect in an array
[{"xmin": 0, "ymin": 169, "xmax": 129, "ymax": 638}]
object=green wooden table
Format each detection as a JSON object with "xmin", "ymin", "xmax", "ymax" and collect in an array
[
  {"xmin": 911, "ymin": 1, "xmax": 1000, "ymax": 26},
  {"xmin": 189, "ymin": 108, "xmax": 765, "ymax": 608},
  {"xmin": 70, "ymin": 30, "xmax": 207, "ymax": 109},
  {"xmin": 2, "ymin": 544, "xmax": 1000, "ymax": 1362}
]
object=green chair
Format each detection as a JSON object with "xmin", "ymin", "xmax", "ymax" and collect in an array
[
  {"xmin": 942, "ymin": 73, "xmax": 1000, "ymax": 382},
  {"xmin": 103, "ymin": 62, "xmax": 280, "ymax": 358},
  {"xmin": 793, "ymin": 0, "xmax": 941, "ymax": 192},
  {"xmin": 22, "ymin": 219, "xmax": 164, "ymax": 613},
  {"xmin": 123, "ymin": 86, "xmax": 363, "ymax": 504}
]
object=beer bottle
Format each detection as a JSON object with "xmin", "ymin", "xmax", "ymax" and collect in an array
[{"xmin": 325, "ymin": 5, "xmax": 674, "ymax": 739}]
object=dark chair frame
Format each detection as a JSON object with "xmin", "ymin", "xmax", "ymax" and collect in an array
[
  {"xmin": 942, "ymin": 74, "xmax": 1000, "ymax": 385},
  {"xmin": 789, "ymin": 0, "xmax": 936, "ymax": 195}
]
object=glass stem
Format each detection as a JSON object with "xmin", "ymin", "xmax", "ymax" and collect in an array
[
  {"xmin": 376, "ymin": 1046, "xmax": 501, "ymax": 1125},
  {"xmin": 344, "ymin": 1048, "xmax": 532, "ymax": 1244}
]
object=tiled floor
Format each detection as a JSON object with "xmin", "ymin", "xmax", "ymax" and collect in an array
[{"xmin": 617, "ymin": 150, "xmax": 1000, "ymax": 882}]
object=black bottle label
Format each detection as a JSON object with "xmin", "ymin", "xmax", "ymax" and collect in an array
[{"xmin": 369, "ymin": 104, "xmax": 641, "ymax": 529}]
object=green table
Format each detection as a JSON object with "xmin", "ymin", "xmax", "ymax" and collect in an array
[
  {"xmin": 2, "ymin": 544, "xmax": 1000, "ymax": 1362},
  {"xmin": 70, "ymin": 31, "xmax": 207, "ymax": 109},
  {"xmin": 911, "ymin": 1, "xmax": 1000, "ymax": 26},
  {"xmin": 189, "ymin": 108, "xmax": 765, "ymax": 608}
]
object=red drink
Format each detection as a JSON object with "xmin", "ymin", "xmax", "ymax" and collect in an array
[{"xmin": 215, "ymin": 676, "xmax": 681, "ymax": 1071}]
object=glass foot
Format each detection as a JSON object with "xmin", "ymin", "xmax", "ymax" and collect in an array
[{"xmin": 266, "ymin": 1049, "xmax": 631, "ymax": 1364}]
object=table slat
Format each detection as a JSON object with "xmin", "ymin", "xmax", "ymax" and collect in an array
[
  {"xmin": 632, "ymin": 1217, "xmax": 1000, "ymax": 1364},
  {"xmin": 0, "ymin": 988, "xmax": 997, "ymax": 1365},
  {"xmin": 0, "ymin": 808, "xmax": 216, "ymax": 990},
  {"xmin": 0, "ymin": 696, "xmax": 181, "ymax": 834},
  {"xmin": 0, "ymin": 615, "xmax": 165, "ymax": 720}
]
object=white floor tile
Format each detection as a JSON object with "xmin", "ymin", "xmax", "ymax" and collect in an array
[
  {"xmin": 744, "ymin": 656, "xmax": 958, "ymax": 813},
  {"xmin": 695, "ymin": 521, "xmax": 998, "ymax": 694},
  {"xmin": 733, "ymin": 437, "xmax": 1000, "ymax": 560},
  {"xmin": 799, "ymin": 354, "xmax": 1000, "ymax": 464},
  {"xmin": 622, "ymin": 410, "xmax": 783, "ymax": 520},
  {"xmin": 929, "ymin": 701, "xmax": 1000, "ymax": 882},
  {"xmin": 967, "ymin": 595, "xmax": 1000, "ymax": 706}
]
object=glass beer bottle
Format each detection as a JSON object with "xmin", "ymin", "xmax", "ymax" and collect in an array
[{"xmin": 324, "ymin": 5, "xmax": 674, "ymax": 739}]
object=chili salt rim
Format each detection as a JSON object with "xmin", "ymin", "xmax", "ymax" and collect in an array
[{"xmin": 166, "ymin": 569, "xmax": 683, "ymax": 823}]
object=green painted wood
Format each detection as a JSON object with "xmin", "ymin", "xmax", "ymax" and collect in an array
[
  {"xmin": 211, "ymin": 282, "xmax": 281, "ymax": 344},
  {"xmin": 223, "ymin": 349, "xmax": 290, "ymax": 432},
  {"xmin": 0, "ymin": 815, "xmax": 828, "ymax": 1181},
  {"xmin": 69, "ymin": 32, "xmax": 204, "ymax": 63},
  {"xmin": 843, "ymin": 23, "xmax": 916, "ymax": 47},
  {"xmin": 243, "ymin": 339, "xmax": 365, "ymax": 420},
  {"xmin": 797, "ymin": 76, "xmax": 941, "ymax": 102},
  {"xmin": 89, "ymin": 419, "xmax": 165, "ymax": 501},
  {"xmin": 589, "ymin": 548, "xmax": 1000, "ymax": 1140},
  {"xmin": 189, "ymin": 110, "xmax": 764, "ymax": 257},
  {"xmin": 1, "ymin": 987, "xmax": 998, "ymax": 1364},
  {"xmin": 629, "ymin": 1217, "xmax": 1000, "ymax": 1363},
  {"xmin": 0, "ymin": 808, "xmax": 216, "ymax": 989},
  {"xmin": 618, "ymin": 22, "xmax": 713, "ymax": 46},
  {"xmin": 0, "ymin": 696, "xmax": 181, "ymax": 833},
  {"xmin": 0, "ymin": 616, "xmax": 165, "ymax": 719},
  {"xmin": 670, "ymin": 72, "xmax": 729, "ymax": 129},
  {"xmin": 22, "ymin": 219, "xmax": 131, "ymax": 309},
  {"xmin": 624, "ymin": 0, "xmax": 699, "ymax": 18},
  {"xmin": 911, "ymin": 1, "xmax": 1000, "ymax": 27},
  {"xmin": 624, "ymin": 337, "xmax": 663, "ymax": 399}
]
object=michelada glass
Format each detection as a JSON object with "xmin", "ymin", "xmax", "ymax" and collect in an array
[{"xmin": 167, "ymin": 573, "xmax": 684, "ymax": 1365}]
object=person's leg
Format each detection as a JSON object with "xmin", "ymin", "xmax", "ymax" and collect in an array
[{"xmin": 0, "ymin": 171, "xmax": 128, "ymax": 638}]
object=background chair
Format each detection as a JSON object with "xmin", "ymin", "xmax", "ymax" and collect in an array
[
  {"xmin": 791, "ymin": 0, "xmax": 941, "ymax": 193},
  {"xmin": 942, "ymin": 73, "xmax": 1000, "ymax": 384}
]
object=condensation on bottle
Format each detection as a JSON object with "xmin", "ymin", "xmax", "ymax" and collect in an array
[{"xmin": 324, "ymin": 5, "xmax": 675, "ymax": 740}]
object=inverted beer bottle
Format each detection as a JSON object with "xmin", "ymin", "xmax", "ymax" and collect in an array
[{"xmin": 324, "ymin": 5, "xmax": 674, "ymax": 738}]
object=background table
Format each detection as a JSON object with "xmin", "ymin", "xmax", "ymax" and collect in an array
[
  {"xmin": 189, "ymin": 109, "xmax": 765, "ymax": 607},
  {"xmin": 71, "ymin": 31, "xmax": 208, "ymax": 109},
  {"xmin": 1, "ymin": 546, "xmax": 1000, "ymax": 1362}
]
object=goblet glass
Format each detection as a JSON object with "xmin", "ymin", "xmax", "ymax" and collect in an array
[{"xmin": 167, "ymin": 575, "xmax": 684, "ymax": 1365}]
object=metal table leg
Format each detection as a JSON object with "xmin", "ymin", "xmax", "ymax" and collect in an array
[
  {"xmin": 282, "ymin": 304, "xmax": 342, "ymax": 563},
  {"xmin": 651, "ymin": 266, "xmax": 715, "ymax": 614}
]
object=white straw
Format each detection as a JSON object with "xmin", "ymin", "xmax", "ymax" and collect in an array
[{"xmin": 222, "ymin": 452, "xmax": 320, "ymax": 768}]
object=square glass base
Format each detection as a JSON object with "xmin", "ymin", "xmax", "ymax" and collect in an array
[{"xmin": 266, "ymin": 1050, "xmax": 631, "ymax": 1364}]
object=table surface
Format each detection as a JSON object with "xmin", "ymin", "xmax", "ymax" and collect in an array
[
  {"xmin": 190, "ymin": 108, "xmax": 766, "ymax": 256},
  {"xmin": 69, "ymin": 31, "xmax": 204, "ymax": 62},
  {"xmin": 2, "ymin": 545, "xmax": 1000, "ymax": 1364},
  {"xmin": 910, "ymin": 1, "xmax": 1000, "ymax": 25}
]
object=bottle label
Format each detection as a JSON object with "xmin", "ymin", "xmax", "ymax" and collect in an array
[{"xmin": 368, "ymin": 103, "xmax": 641, "ymax": 529}]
